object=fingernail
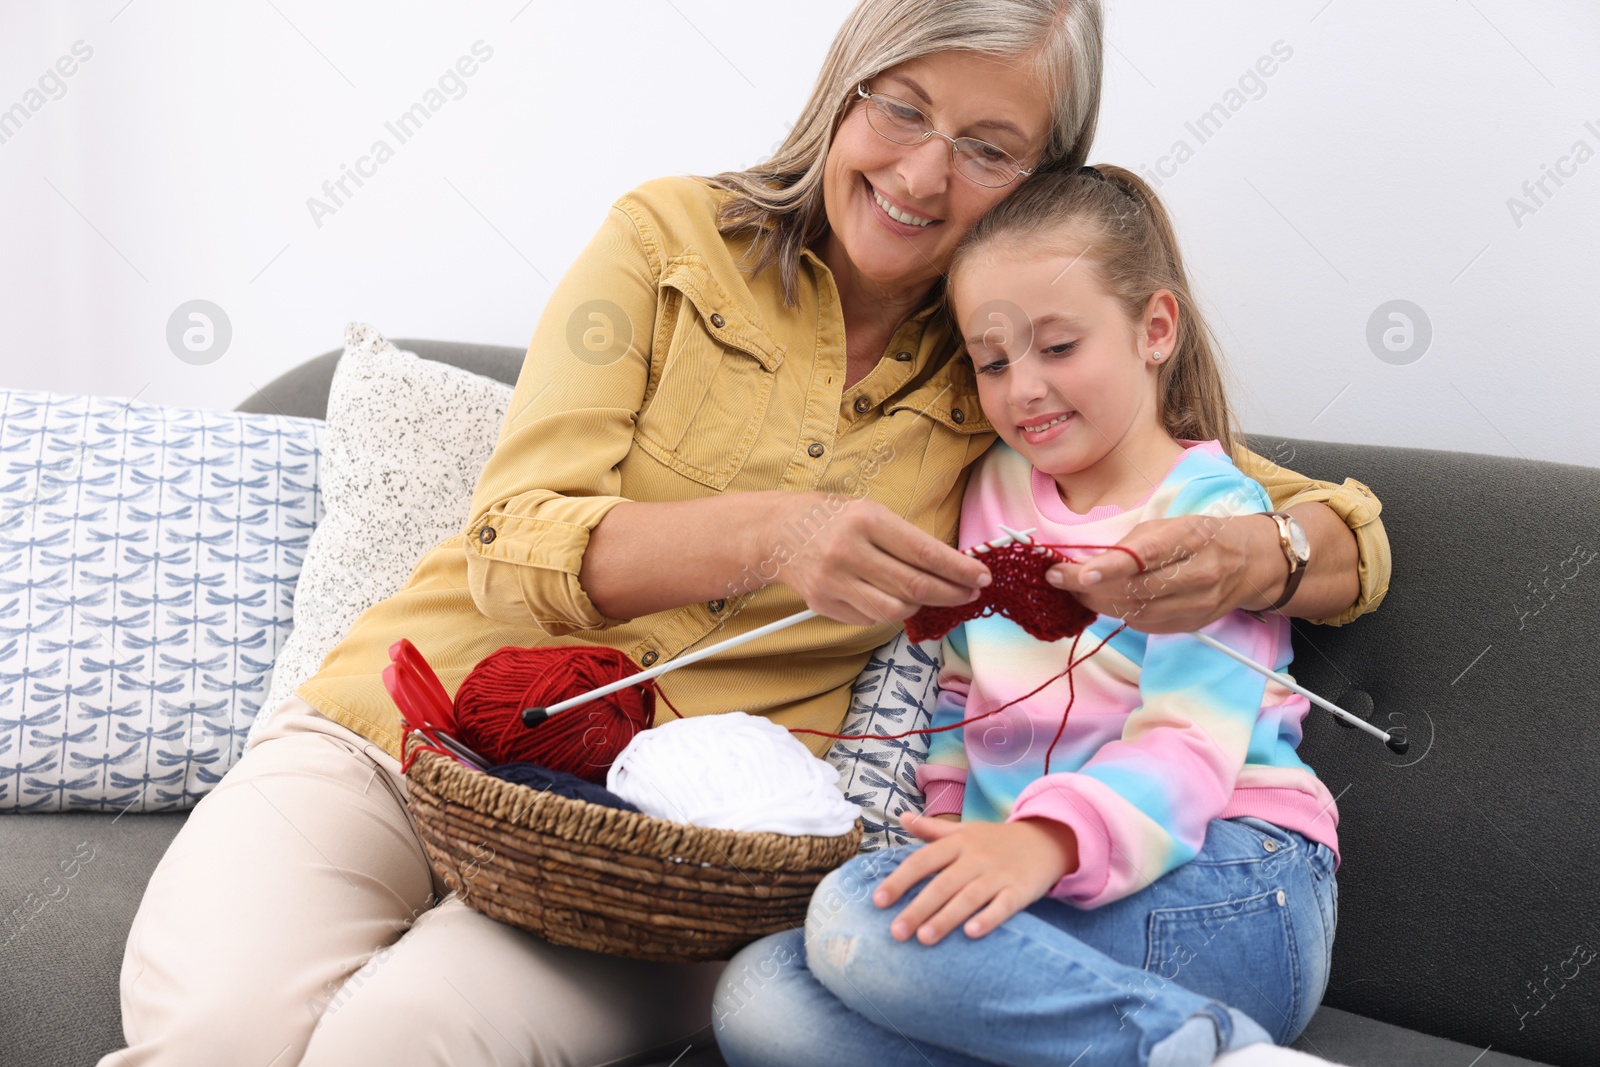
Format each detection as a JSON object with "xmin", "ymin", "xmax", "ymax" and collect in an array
[
  {"xmin": 1047, "ymin": 571, "xmax": 1064, "ymax": 587},
  {"xmin": 976, "ymin": 573, "xmax": 991, "ymax": 588},
  {"xmin": 1082, "ymin": 570, "xmax": 1101, "ymax": 586}
]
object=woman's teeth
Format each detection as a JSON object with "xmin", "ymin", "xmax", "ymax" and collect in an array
[{"xmin": 871, "ymin": 183, "xmax": 934, "ymax": 227}]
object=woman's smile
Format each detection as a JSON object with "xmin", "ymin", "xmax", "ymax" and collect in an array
[{"xmin": 862, "ymin": 176, "xmax": 942, "ymax": 231}]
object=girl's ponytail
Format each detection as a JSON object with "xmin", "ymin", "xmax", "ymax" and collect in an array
[{"xmin": 945, "ymin": 163, "xmax": 1242, "ymax": 463}]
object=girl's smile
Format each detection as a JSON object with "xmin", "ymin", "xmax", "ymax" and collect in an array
[{"xmin": 1017, "ymin": 409, "xmax": 1078, "ymax": 444}]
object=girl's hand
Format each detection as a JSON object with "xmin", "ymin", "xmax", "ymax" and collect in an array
[
  {"xmin": 874, "ymin": 811, "xmax": 1078, "ymax": 945},
  {"xmin": 770, "ymin": 492, "xmax": 991, "ymax": 627},
  {"xmin": 1048, "ymin": 513, "xmax": 1285, "ymax": 633}
]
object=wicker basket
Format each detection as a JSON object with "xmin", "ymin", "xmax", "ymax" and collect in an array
[{"xmin": 402, "ymin": 732, "xmax": 864, "ymax": 962}]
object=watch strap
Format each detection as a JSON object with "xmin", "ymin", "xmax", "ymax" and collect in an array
[{"xmin": 1265, "ymin": 512, "xmax": 1306, "ymax": 612}]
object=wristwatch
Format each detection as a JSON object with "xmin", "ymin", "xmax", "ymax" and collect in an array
[{"xmin": 1264, "ymin": 512, "xmax": 1310, "ymax": 612}]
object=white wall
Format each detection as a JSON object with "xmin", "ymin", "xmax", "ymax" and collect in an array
[{"xmin": 2, "ymin": 0, "xmax": 1595, "ymax": 465}]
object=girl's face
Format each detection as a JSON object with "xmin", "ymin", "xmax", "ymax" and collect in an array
[
  {"xmin": 953, "ymin": 245, "xmax": 1179, "ymax": 497},
  {"xmin": 816, "ymin": 50, "xmax": 1052, "ymax": 297}
]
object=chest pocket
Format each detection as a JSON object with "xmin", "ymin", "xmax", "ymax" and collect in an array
[{"xmin": 636, "ymin": 254, "xmax": 784, "ymax": 492}]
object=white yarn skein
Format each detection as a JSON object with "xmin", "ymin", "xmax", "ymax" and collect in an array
[{"xmin": 606, "ymin": 712, "xmax": 859, "ymax": 837}]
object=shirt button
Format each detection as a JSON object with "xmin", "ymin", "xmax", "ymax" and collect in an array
[
  {"xmin": 478, "ymin": 526, "xmax": 496, "ymax": 545},
  {"xmin": 640, "ymin": 650, "xmax": 659, "ymax": 666},
  {"xmin": 709, "ymin": 313, "xmax": 726, "ymax": 329},
  {"xmin": 894, "ymin": 350, "xmax": 912, "ymax": 362},
  {"xmin": 1262, "ymin": 839, "xmax": 1279, "ymax": 853},
  {"xmin": 807, "ymin": 442, "xmax": 825, "ymax": 458},
  {"xmin": 950, "ymin": 408, "xmax": 965, "ymax": 424},
  {"xmin": 707, "ymin": 599, "xmax": 726, "ymax": 613},
  {"xmin": 853, "ymin": 396, "xmax": 872, "ymax": 414}
]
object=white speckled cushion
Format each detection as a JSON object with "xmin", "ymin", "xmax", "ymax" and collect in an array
[{"xmin": 247, "ymin": 324, "xmax": 514, "ymax": 745}]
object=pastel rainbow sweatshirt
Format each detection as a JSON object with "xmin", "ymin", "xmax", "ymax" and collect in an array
[{"xmin": 916, "ymin": 440, "xmax": 1341, "ymax": 910}]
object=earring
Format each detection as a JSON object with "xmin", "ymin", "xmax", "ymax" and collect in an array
[{"xmin": 1152, "ymin": 350, "xmax": 1163, "ymax": 362}]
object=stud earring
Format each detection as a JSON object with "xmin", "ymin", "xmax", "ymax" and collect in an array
[{"xmin": 1152, "ymin": 350, "xmax": 1163, "ymax": 361}]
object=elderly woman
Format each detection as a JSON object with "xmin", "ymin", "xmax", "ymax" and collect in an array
[{"xmin": 101, "ymin": 1, "xmax": 1386, "ymax": 1065}]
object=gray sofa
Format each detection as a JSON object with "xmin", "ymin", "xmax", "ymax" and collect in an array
[{"xmin": 3, "ymin": 339, "xmax": 1594, "ymax": 1067}]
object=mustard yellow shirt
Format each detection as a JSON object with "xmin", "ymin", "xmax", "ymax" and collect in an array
[{"xmin": 299, "ymin": 175, "xmax": 1390, "ymax": 762}]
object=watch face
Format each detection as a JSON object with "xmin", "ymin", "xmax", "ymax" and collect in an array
[{"xmin": 1286, "ymin": 517, "xmax": 1311, "ymax": 562}]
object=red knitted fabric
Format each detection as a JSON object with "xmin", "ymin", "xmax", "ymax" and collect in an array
[{"xmin": 905, "ymin": 541, "xmax": 1097, "ymax": 643}]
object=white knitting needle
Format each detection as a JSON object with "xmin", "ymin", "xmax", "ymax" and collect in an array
[
  {"xmin": 521, "ymin": 608, "xmax": 822, "ymax": 726},
  {"xmin": 995, "ymin": 524, "xmax": 1406, "ymax": 754},
  {"xmin": 523, "ymin": 528, "xmax": 1039, "ymax": 726}
]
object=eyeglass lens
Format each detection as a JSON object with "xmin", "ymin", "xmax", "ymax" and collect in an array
[{"xmin": 862, "ymin": 92, "xmax": 1021, "ymax": 187}]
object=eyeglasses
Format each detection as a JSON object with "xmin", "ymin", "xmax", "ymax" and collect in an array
[{"xmin": 854, "ymin": 82, "xmax": 1036, "ymax": 189}]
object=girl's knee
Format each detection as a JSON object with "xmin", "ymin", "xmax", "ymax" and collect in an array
[{"xmin": 805, "ymin": 847, "xmax": 911, "ymax": 936}]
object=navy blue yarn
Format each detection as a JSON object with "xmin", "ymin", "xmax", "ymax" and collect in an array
[{"xmin": 485, "ymin": 761, "xmax": 641, "ymax": 813}]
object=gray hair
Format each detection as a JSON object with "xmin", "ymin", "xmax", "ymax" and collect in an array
[{"xmin": 698, "ymin": 0, "xmax": 1105, "ymax": 308}]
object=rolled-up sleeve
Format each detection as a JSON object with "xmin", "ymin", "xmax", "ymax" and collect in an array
[
  {"xmin": 1236, "ymin": 448, "xmax": 1391, "ymax": 626},
  {"xmin": 465, "ymin": 198, "xmax": 660, "ymax": 636}
]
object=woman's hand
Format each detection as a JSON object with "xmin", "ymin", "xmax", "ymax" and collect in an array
[
  {"xmin": 769, "ymin": 492, "xmax": 991, "ymax": 627},
  {"xmin": 1047, "ymin": 513, "xmax": 1289, "ymax": 633},
  {"xmin": 872, "ymin": 811, "xmax": 1078, "ymax": 945}
]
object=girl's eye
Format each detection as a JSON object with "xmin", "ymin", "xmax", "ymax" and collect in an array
[{"xmin": 975, "ymin": 342, "xmax": 1077, "ymax": 375}]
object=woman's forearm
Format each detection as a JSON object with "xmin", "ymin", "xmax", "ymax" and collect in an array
[
  {"xmin": 579, "ymin": 491, "xmax": 790, "ymax": 622},
  {"xmin": 1239, "ymin": 501, "xmax": 1360, "ymax": 620}
]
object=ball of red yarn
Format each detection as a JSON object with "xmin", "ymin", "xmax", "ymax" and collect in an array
[{"xmin": 452, "ymin": 645, "xmax": 655, "ymax": 783}]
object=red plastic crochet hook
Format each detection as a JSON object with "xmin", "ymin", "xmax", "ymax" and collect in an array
[
  {"xmin": 388, "ymin": 639, "xmax": 457, "ymax": 732},
  {"xmin": 384, "ymin": 639, "xmax": 488, "ymax": 771}
]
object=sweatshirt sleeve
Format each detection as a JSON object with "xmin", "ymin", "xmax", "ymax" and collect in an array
[
  {"xmin": 1235, "ymin": 446, "xmax": 1389, "ymax": 626},
  {"xmin": 463, "ymin": 198, "xmax": 660, "ymax": 637},
  {"xmin": 1007, "ymin": 465, "xmax": 1282, "ymax": 908},
  {"xmin": 915, "ymin": 624, "xmax": 972, "ymax": 817}
]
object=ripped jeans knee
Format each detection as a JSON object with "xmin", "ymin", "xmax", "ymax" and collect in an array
[{"xmin": 802, "ymin": 846, "xmax": 925, "ymax": 1004}]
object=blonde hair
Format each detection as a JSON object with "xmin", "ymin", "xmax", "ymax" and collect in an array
[
  {"xmin": 944, "ymin": 164, "xmax": 1243, "ymax": 461},
  {"xmin": 696, "ymin": 0, "xmax": 1105, "ymax": 308}
]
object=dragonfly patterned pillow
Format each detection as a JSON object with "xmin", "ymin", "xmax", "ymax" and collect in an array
[
  {"xmin": 825, "ymin": 629, "xmax": 944, "ymax": 852},
  {"xmin": 0, "ymin": 390, "xmax": 324, "ymax": 813}
]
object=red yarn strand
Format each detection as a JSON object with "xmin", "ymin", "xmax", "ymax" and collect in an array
[{"xmin": 791, "ymin": 622, "xmax": 1128, "ymax": 752}]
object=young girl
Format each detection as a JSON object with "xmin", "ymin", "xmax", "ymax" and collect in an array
[{"xmin": 711, "ymin": 165, "xmax": 1341, "ymax": 1067}]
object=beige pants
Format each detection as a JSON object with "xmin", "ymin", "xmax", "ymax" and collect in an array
[{"xmin": 98, "ymin": 696, "xmax": 724, "ymax": 1067}]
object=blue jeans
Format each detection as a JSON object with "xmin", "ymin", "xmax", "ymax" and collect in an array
[{"xmin": 713, "ymin": 816, "xmax": 1337, "ymax": 1067}]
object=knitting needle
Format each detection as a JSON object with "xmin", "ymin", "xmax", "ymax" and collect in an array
[
  {"xmin": 1185, "ymin": 631, "xmax": 1405, "ymax": 753},
  {"xmin": 523, "ymin": 528, "xmax": 1068, "ymax": 727},
  {"xmin": 521, "ymin": 608, "xmax": 823, "ymax": 726},
  {"xmin": 995, "ymin": 524, "xmax": 1408, "ymax": 755}
]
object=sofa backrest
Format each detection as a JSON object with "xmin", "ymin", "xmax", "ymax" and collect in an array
[
  {"xmin": 237, "ymin": 339, "xmax": 527, "ymax": 420},
  {"xmin": 1253, "ymin": 434, "xmax": 1599, "ymax": 1067},
  {"xmin": 243, "ymin": 343, "xmax": 1600, "ymax": 1067}
]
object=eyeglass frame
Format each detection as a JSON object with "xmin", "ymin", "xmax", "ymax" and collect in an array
[{"xmin": 853, "ymin": 81, "xmax": 1038, "ymax": 189}]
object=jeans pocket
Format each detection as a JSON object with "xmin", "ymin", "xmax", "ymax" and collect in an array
[
  {"xmin": 1145, "ymin": 888, "xmax": 1302, "ymax": 1046},
  {"xmin": 1229, "ymin": 815, "xmax": 1303, "ymax": 857},
  {"xmin": 1325, "ymin": 869, "xmax": 1339, "ymax": 960}
]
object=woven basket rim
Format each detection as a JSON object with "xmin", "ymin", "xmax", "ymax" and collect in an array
[{"xmin": 403, "ymin": 732, "xmax": 862, "ymax": 872}]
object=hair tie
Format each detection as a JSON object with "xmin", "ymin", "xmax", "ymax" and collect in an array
[{"xmin": 1077, "ymin": 164, "xmax": 1106, "ymax": 181}]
